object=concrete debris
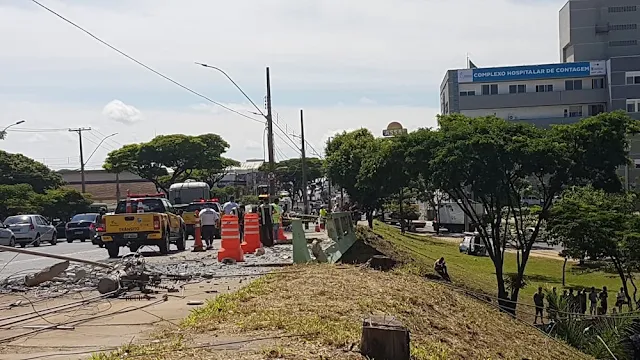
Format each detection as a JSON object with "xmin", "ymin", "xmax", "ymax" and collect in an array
[
  {"xmin": 187, "ymin": 300, "xmax": 205, "ymax": 305},
  {"xmin": 24, "ymin": 261, "xmax": 70, "ymax": 287},
  {"xmin": 1, "ymin": 243, "xmax": 296, "ymax": 299}
]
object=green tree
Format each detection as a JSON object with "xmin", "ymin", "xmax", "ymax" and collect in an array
[
  {"xmin": 103, "ymin": 134, "xmax": 237, "ymax": 193},
  {"xmin": 547, "ymin": 186, "xmax": 637, "ymax": 308},
  {"xmin": 325, "ymin": 129, "xmax": 387, "ymax": 228},
  {"xmin": 0, "ymin": 184, "xmax": 42, "ymax": 217},
  {"xmin": 260, "ymin": 158, "xmax": 324, "ymax": 202},
  {"xmin": 37, "ymin": 188, "xmax": 93, "ymax": 221},
  {"xmin": 420, "ymin": 112, "xmax": 636, "ymax": 314},
  {"xmin": 0, "ymin": 150, "xmax": 63, "ymax": 193}
]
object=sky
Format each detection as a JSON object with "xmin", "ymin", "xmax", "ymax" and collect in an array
[{"xmin": 0, "ymin": 0, "xmax": 567, "ymax": 170}]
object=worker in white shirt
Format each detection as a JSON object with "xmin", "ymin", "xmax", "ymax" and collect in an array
[
  {"xmin": 199, "ymin": 204, "xmax": 220, "ymax": 250},
  {"xmin": 223, "ymin": 196, "xmax": 239, "ymax": 215}
]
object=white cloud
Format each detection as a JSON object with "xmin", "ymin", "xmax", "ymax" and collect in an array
[
  {"xmin": 358, "ymin": 97, "xmax": 376, "ymax": 105},
  {"xmin": 102, "ymin": 100, "xmax": 142, "ymax": 125}
]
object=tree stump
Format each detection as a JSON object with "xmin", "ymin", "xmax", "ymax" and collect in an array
[
  {"xmin": 360, "ymin": 315, "xmax": 410, "ymax": 360},
  {"xmin": 369, "ymin": 255, "xmax": 397, "ymax": 271}
]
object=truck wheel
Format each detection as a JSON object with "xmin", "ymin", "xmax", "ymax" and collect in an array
[
  {"xmin": 176, "ymin": 228, "xmax": 186, "ymax": 251},
  {"xmin": 158, "ymin": 230, "xmax": 170, "ymax": 255},
  {"xmin": 106, "ymin": 244, "xmax": 120, "ymax": 258}
]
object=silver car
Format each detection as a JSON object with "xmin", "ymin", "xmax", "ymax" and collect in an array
[
  {"xmin": 3, "ymin": 215, "xmax": 58, "ymax": 247},
  {"xmin": 0, "ymin": 223, "xmax": 16, "ymax": 247}
]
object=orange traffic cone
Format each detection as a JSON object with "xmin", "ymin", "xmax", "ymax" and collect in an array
[
  {"xmin": 277, "ymin": 218, "xmax": 287, "ymax": 242},
  {"xmin": 218, "ymin": 214, "xmax": 244, "ymax": 262},
  {"xmin": 240, "ymin": 213, "xmax": 261, "ymax": 254},
  {"xmin": 192, "ymin": 211, "xmax": 205, "ymax": 252}
]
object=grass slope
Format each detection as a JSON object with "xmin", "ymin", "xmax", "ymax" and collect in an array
[
  {"xmin": 371, "ymin": 221, "xmax": 623, "ymax": 311},
  {"xmin": 91, "ymin": 224, "xmax": 592, "ymax": 360}
]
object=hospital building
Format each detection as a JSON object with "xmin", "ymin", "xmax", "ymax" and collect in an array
[{"xmin": 440, "ymin": 0, "xmax": 640, "ymax": 186}]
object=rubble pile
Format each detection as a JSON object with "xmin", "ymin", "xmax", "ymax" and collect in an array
[{"xmin": 0, "ymin": 245, "xmax": 295, "ymax": 298}]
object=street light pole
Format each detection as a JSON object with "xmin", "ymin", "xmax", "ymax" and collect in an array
[
  {"xmin": 0, "ymin": 120, "xmax": 26, "ymax": 140},
  {"xmin": 194, "ymin": 62, "xmax": 276, "ymax": 199}
]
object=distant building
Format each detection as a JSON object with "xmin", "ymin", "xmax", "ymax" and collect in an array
[
  {"xmin": 217, "ymin": 159, "xmax": 265, "ymax": 194},
  {"xmin": 59, "ymin": 170, "xmax": 157, "ymax": 206},
  {"xmin": 59, "ymin": 159, "xmax": 268, "ymax": 204},
  {"xmin": 439, "ymin": 0, "xmax": 640, "ymax": 188}
]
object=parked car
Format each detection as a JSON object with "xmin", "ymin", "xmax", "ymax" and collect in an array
[
  {"xmin": 3, "ymin": 215, "xmax": 57, "ymax": 247},
  {"xmin": 65, "ymin": 213, "xmax": 100, "ymax": 243},
  {"xmin": 0, "ymin": 223, "xmax": 16, "ymax": 247},
  {"xmin": 53, "ymin": 219, "xmax": 68, "ymax": 239}
]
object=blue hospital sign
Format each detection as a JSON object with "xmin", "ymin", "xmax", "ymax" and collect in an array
[{"xmin": 457, "ymin": 61, "xmax": 606, "ymax": 83}]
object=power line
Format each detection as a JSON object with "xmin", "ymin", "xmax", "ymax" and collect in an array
[{"xmin": 30, "ymin": 0, "xmax": 264, "ymax": 125}]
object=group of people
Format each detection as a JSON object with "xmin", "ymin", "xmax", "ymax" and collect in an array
[
  {"xmin": 533, "ymin": 285, "xmax": 630, "ymax": 324},
  {"xmin": 198, "ymin": 196, "xmax": 284, "ymax": 250}
]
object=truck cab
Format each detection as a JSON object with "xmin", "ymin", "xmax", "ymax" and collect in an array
[{"xmin": 99, "ymin": 192, "xmax": 186, "ymax": 258}]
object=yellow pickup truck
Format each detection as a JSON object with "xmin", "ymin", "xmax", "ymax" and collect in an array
[
  {"xmin": 99, "ymin": 193, "xmax": 186, "ymax": 258},
  {"xmin": 181, "ymin": 199, "xmax": 222, "ymax": 239}
]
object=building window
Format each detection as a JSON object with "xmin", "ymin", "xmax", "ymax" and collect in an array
[
  {"xmin": 535, "ymin": 84, "xmax": 553, "ymax": 92},
  {"xmin": 589, "ymin": 104, "xmax": 605, "ymax": 116},
  {"xmin": 459, "ymin": 91, "xmax": 476, "ymax": 96},
  {"xmin": 609, "ymin": 24, "xmax": 638, "ymax": 31},
  {"xmin": 635, "ymin": 159, "xmax": 640, "ymax": 169},
  {"xmin": 482, "ymin": 84, "xmax": 498, "ymax": 95},
  {"xmin": 608, "ymin": 6, "xmax": 637, "ymax": 13},
  {"xmin": 609, "ymin": 40, "xmax": 638, "ymax": 47},
  {"xmin": 565, "ymin": 80, "xmax": 583, "ymax": 90},
  {"xmin": 592, "ymin": 78, "xmax": 605, "ymax": 89},
  {"xmin": 568, "ymin": 106, "xmax": 583, "ymax": 117},
  {"xmin": 509, "ymin": 84, "xmax": 526, "ymax": 94},
  {"xmin": 626, "ymin": 76, "xmax": 640, "ymax": 85},
  {"xmin": 627, "ymin": 99, "xmax": 640, "ymax": 113}
]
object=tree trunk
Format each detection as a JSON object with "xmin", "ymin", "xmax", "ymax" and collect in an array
[
  {"xmin": 562, "ymin": 256, "xmax": 568, "ymax": 287},
  {"xmin": 360, "ymin": 316, "xmax": 410, "ymax": 360},
  {"xmin": 494, "ymin": 262, "xmax": 511, "ymax": 313},
  {"xmin": 628, "ymin": 270, "xmax": 638, "ymax": 305},
  {"xmin": 399, "ymin": 188, "xmax": 405, "ymax": 234},
  {"xmin": 613, "ymin": 259, "xmax": 633, "ymax": 311},
  {"xmin": 367, "ymin": 211, "xmax": 374, "ymax": 229}
]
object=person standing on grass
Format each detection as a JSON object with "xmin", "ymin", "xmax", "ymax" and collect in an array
[
  {"xmin": 589, "ymin": 287, "xmax": 598, "ymax": 315},
  {"xmin": 533, "ymin": 287, "xmax": 545, "ymax": 325},
  {"xmin": 579, "ymin": 289, "xmax": 587, "ymax": 315},
  {"xmin": 616, "ymin": 287, "xmax": 627, "ymax": 313},
  {"xmin": 599, "ymin": 286, "xmax": 609, "ymax": 315}
]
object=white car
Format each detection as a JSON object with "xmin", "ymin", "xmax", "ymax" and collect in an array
[
  {"xmin": 0, "ymin": 223, "xmax": 16, "ymax": 247},
  {"xmin": 3, "ymin": 215, "xmax": 58, "ymax": 248}
]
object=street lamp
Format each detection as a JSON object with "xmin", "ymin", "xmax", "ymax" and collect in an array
[
  {"xmin": 194, "ymin": 62, "xmax": 266, "ymax": 119},
  {"xmin": 84, "ymin": 133, "xmax": 118, "ymax": 165},
  {"xmin": 0, "ymin": 120, "xmax": 26, "ymax": 140}
]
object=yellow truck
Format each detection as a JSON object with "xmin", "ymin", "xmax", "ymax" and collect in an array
[
  {"xmin": 181, "ymin": 199, "xmax": 222, "ymax": 239},
  {"xmin": 99, "ymin": 193, "xmax": 186, "ymax": 258}
]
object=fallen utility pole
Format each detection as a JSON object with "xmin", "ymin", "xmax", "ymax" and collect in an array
[{"xmin": 0, "ymin": 245, "xmax": 113, "ymax": 269}]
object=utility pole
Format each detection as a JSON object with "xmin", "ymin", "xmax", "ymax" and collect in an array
[
  {"xmin": 69, "ymin": 127, "xmax": 91, "ymax": 193},
  {"xmin": 300, "ymin": 109, "xmax": 310, "ymax": 215},
  {"xmin": 265, "ymin": 67, "xmax": 276, "ymax": 199}
]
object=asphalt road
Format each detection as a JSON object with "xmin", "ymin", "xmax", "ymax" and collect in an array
[{"xmin": 0, "ymin": 239, "xmax": 198, "ymax": 279}]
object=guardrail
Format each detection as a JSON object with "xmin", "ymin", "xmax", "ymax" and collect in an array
[{"xmin": 292, "ymin": 212, "xmax": 357, "ymax": 264}]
